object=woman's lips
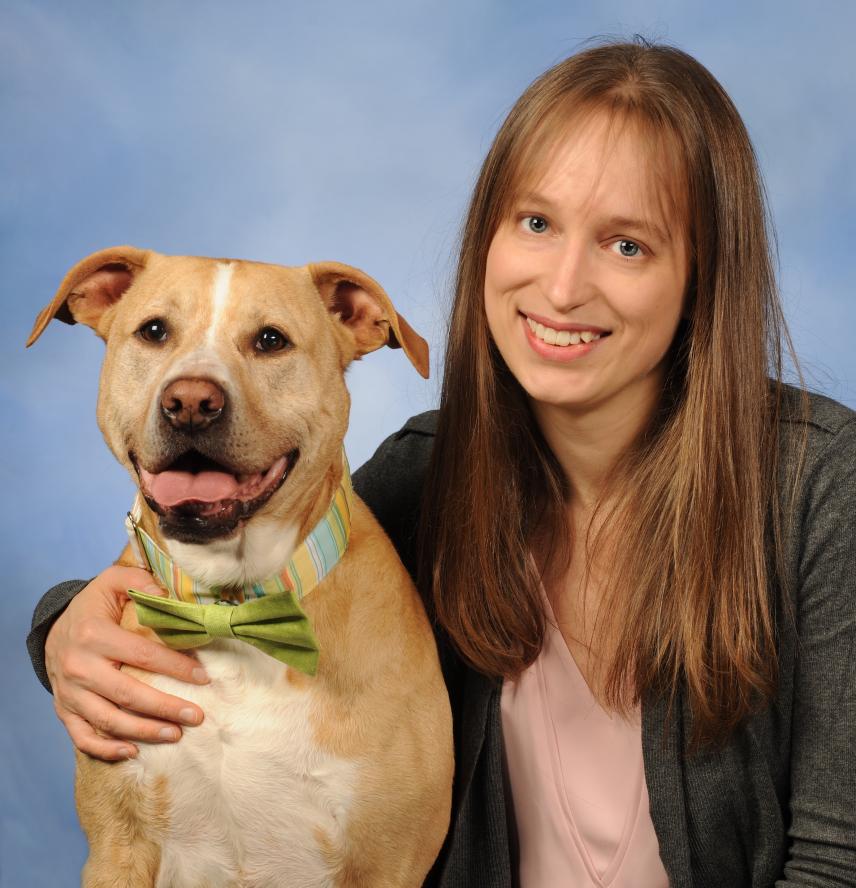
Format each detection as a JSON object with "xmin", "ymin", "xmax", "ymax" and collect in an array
[
  {"xmin": 520, "ymin": 313, "xmax": 610, "ymax": 362},
  {"xmin": 523, "ymin": 311, "xmax": 610, "ymax": 335}
]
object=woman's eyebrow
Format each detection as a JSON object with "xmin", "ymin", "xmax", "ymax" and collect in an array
[
  {"xmin": 515, "ymin": 191, "xmax": 561, "ymax": 212},
  {"xmin": 602, "ymin": 215, "xmax": 670, "ymax": 245}
]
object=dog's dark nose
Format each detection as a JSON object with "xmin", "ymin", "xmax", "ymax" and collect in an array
[{"xmin": 161, "ymin": 378, "xmax": 225, "ymax": 432}]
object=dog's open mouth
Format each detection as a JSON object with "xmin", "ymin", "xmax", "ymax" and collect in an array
[{"xmin": 134, "ymin": 449, "xmax": 299, "ymax": 542}]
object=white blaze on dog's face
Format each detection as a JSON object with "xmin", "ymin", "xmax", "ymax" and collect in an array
[{"xmin": 28, "ymin": 248, "xmax": 428, "ymax": 582}]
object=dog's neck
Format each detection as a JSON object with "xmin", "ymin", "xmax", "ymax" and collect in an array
[
  {"xmin": 161, "ymin": 521, "xmax": 304, "ymax": 589},
  {"xmin": 130, "ymin": 458, "xmax": 349, "ymax": 591}
]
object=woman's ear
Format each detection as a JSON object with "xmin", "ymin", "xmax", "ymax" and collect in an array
[{"xmin": 309, "ymin": 261, "xmax": 429, "ymax": 378}]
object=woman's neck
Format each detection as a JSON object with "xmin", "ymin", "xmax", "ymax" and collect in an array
[{"xmin": 530, "ymin": 385, "xmax": 660, "ymax": 510}]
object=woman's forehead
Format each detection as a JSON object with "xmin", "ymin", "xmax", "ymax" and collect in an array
[{"xmin": 509, "ymin": 108, "xmax": 688, "ymax": 240}]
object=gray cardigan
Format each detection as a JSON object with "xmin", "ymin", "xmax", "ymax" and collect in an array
[{"xmin": 28, "ymin": 388, "xmax": 856, "ymax": 887}]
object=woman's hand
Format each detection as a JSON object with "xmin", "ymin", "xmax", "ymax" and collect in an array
[{"xmin": 45, "ymin": 566, "xmax": 210, "ymax": 762}]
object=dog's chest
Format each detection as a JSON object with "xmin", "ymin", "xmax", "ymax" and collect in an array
[{"xmin": 126, "ymin": 642, "xmax": 358, "ymax": 888}]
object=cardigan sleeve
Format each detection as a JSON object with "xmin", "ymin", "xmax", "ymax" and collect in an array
[
  {"xmin": 352, "ymin": 410, "xmax": 437, "ymax": 580},
  {"xmin": 27, "ymin": 579, "xmax": 89, "ymax": 693},
  {"xmin": 779, "ymin": 416, "xmax": 856, "ymax": 886}
]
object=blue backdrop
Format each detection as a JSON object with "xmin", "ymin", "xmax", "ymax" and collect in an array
[{"xmin": 2, "ymin": 1, "xmax": 854, "ymax": 884}]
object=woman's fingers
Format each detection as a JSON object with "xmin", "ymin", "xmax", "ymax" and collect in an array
[
  {"xmin": 57, "ymin": 709, "xmax": 138, "ymax": 762},
  {"xmin": 57, "ymin": 682, "xmax": 186, "ymax": 742},
  {"xmin": 78, "ymin": 565, "xmax": 169, "ymax": 621},
  {"xmin": 50, "ymin": 642, "xmax": 205, "ymax": 759},
  {"xmin": 50, "ymin": 624, "xmax": 206, "ymax": 741},
  {"xmin": 68, "ymin": 646, "xmax": 204, "ymax": 728},
  {"xmin": 70, "ymin": 615, "xmax": 209, "ymax": 688}
]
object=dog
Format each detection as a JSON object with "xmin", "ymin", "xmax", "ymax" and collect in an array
[{"xmin": 28, "ymin": 247, "xmax": 453, "ymax": 888}]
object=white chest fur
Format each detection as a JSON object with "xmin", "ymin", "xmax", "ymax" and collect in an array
[{"xmin": 124, "ymin": 641, "xmax": 358, "ymax": 888}]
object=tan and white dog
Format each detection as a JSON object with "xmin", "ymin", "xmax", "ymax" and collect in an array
[{"xmin": 28, "ymin": 247, "xmax": 453, "ymax": 888}]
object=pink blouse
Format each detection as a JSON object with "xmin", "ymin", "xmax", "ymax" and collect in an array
[{"xmin": 500, "ymin": 592, "xmax": 669, "ymax": 887}]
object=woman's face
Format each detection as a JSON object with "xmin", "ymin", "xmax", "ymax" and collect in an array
[{"xmin": 484, "ymin": 114, "xmax": 690, "ymax": 427}]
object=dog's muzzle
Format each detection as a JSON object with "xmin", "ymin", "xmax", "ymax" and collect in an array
[{"xmin": 133, "ymin": 448, "xmax": 299, "ymax": 544}]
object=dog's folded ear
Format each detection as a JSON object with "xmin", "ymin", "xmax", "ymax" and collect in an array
[
  {"xmin": 309, "ymin": 262, "xmax": 429, "ymax": 379},
  {"xmin": 27, "ymin": 246, "xmax": 150, "ymax": 347}
]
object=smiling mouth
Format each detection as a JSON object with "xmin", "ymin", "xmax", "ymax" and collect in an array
[
  {"xmin": 524, "ymin": 315, "xmax": 612, "ymax": 347},
  {"xmin": 133, "ymin": 449, "xmax": 299, "ymax": 542}
]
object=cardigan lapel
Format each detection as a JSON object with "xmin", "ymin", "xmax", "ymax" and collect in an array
[
  {"xmin": 433, "ymin": 666, "xmax": 514, "ymax": 888},
  {"xmin": 642, "ymin": 689, "xmax": 694, "ymax": 887},
  {"xmin": 456, "ymin": 667, "xmax": 497, "ymax": 805}
]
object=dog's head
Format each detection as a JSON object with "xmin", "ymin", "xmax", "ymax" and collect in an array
[{"xmin": 29, "ymin": 247, "xmax": 428, "ymax": 551}]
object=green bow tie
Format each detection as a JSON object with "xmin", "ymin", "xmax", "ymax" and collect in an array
[
  {"xmin": 125, "ymin": 452, "xmax": 355, "ymax": 673},
  {"xmin": 127, "ymin": 587, "xmax": 320, "ymax": 675}
]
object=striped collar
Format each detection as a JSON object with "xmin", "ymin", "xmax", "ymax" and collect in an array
[{"xmin": 126, "ymin": 455, "xmax": 354, "ymax": 605}]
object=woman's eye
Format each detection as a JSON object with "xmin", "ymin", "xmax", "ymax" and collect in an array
[
  {"xmin": 255, "ymin": 327, "xmax": 290, "ymax": 353},
  {"xmin": 522, "ymin": 215, "xmax": 549, "ymax": 234},
  {"xmin": 137, "ymin": 319, "xmax": 168, "ymax": 343},
  {"xmin": 612, "ymin": 239, "xmax": 643, "ymax": 258}
]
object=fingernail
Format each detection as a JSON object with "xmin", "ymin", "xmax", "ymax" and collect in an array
[
  {"xmin": 179, "ymin": 707, "xmax": 200, "ymax": 725},
  {"xmin": 119, "ymin": 746, "xmax": 137, "ymax": 759},
  {"xmin": 192, "ymin": 667, "xmax": 209, "ymax": 684},
  {"xmin": 159, "ymin": 727, "xmax": 180, "ymax": 741},
  {"xmin": 143, "ymin": 583, "xmax": 165, "ymax": 596}
]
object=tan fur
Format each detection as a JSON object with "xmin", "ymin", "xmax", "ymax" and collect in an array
[
  {"xmin": 31, "ymin": 248, "xmax": 452, "ymax": 887},
  {"xmin": 299, "ymin": 502, "xmax": 452, "ymax": 883},
  {"xmin": 76, "ymin": 763, "xmax": 167, "ymax": 887}
]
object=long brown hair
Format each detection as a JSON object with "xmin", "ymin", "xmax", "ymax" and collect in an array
[{"xmin": 419, "ymin": 38, "xmax": 803, "ymax": 748}]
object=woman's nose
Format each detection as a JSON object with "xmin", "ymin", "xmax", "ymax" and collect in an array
[{"xmin": 541, "ymin": 239, "xmax": 596, "ymax": 313}]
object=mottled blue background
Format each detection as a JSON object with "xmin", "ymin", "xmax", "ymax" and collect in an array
[{"xmin": 2, "ymin": 1, "xmax": 854, "ymax": 883}]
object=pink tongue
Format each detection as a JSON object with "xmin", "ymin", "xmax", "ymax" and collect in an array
[{"xmin": 143, "ymin": 469, "xmax": 244, "ymax": 507}]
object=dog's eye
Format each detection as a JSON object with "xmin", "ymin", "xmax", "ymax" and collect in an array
[
  {"xmin": 138, "ymin": 319, "xmax": 168, "ymax": 343},
  {"xmin": 255, "ymin": 327, "xmax": 290, "ymax": 353}
]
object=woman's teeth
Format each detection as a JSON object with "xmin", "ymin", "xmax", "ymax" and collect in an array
[{"xmin": 526, "ymin": 317, "xmax": 603, "ymax": 346}]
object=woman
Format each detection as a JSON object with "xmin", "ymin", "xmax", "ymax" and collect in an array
[{"xmin": 29, "ymin": 40, "xmax": 856, "ymax": 886}]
